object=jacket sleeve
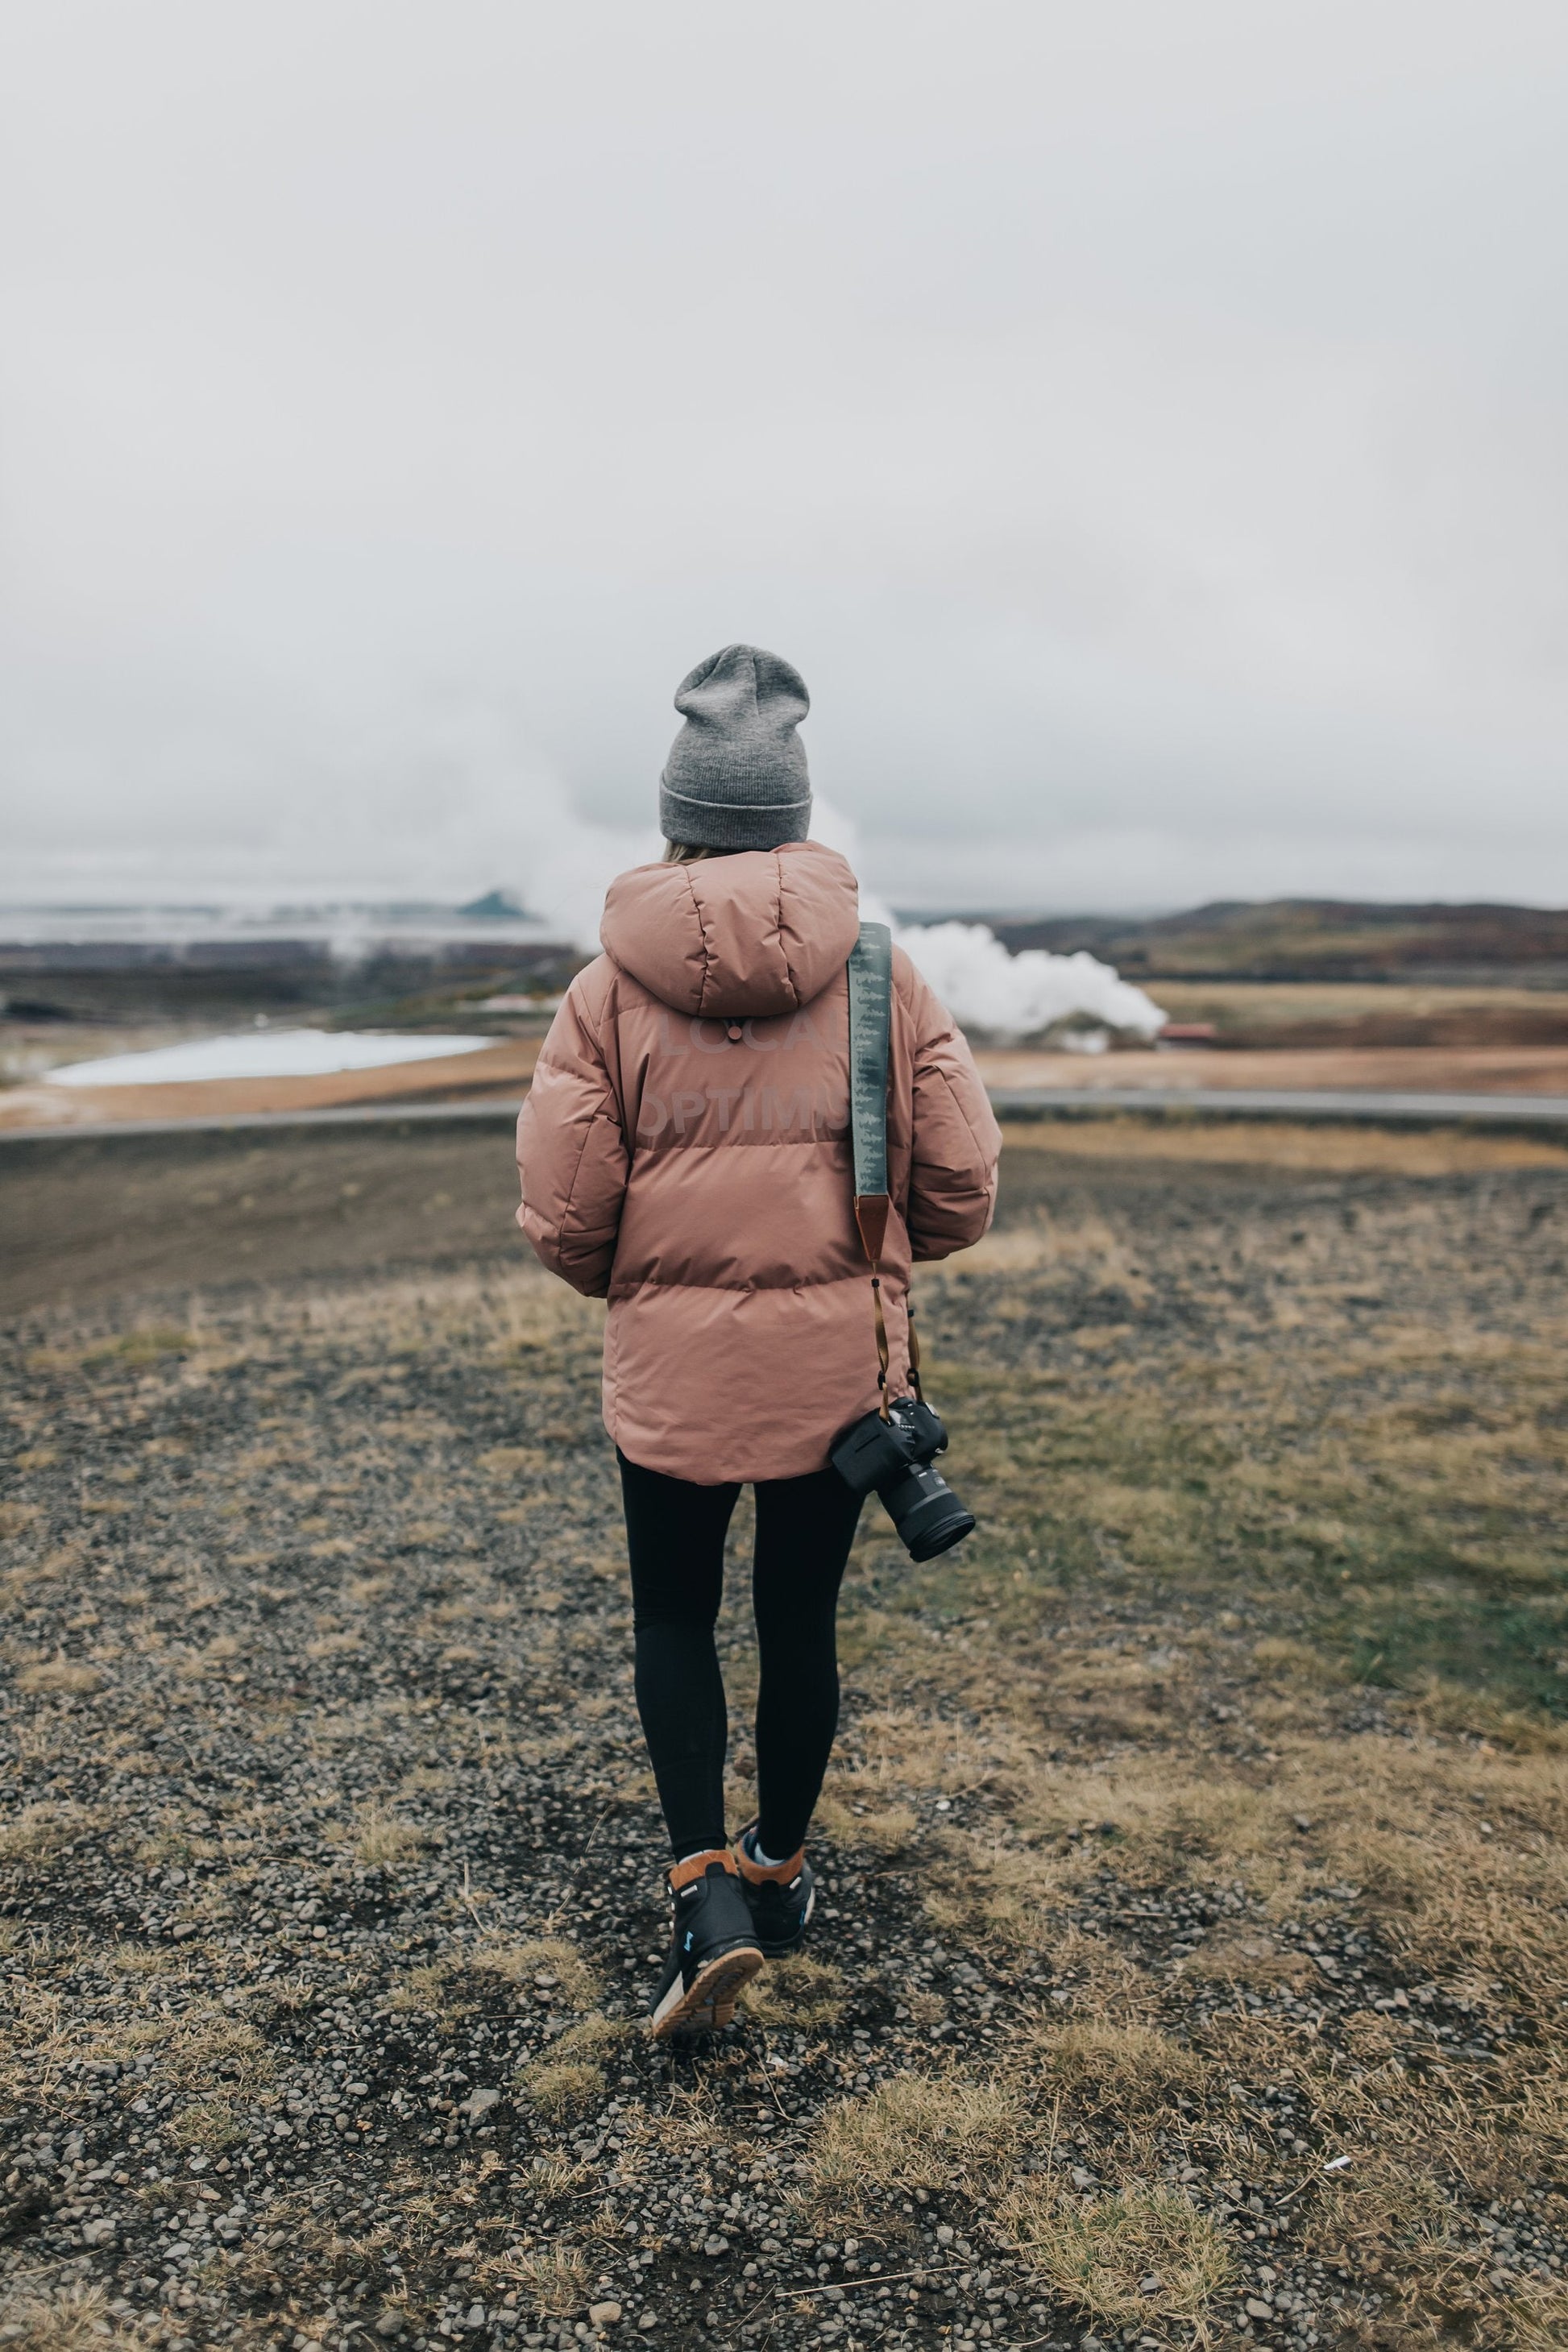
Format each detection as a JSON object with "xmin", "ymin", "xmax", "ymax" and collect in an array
[
  {"xmin": 515, "ymin": 972, "xmax": 628, "ymax": 1297},
  {"xmin": 898, "ymin": 952, "xmax": 1002, "ymax": 1262}
]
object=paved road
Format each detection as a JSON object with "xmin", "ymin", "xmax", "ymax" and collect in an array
[
  {"xmin": 989, "ymin": 1085, "xmax": 1568, "ymax": 1126},
  {"xmin": 0, "ymin": 1097, "xmax": 528, "ymax": 1143},
  {"xmin": 4, "ymin": 1083, "xmax": 1568, "ymax": 1144}
]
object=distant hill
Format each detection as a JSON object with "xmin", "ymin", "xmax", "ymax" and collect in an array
[
  {"xmin": 456, "ymin": 889, "xmax": 531, "ymax": 920},
  {"xmin": 979, "ymin": 900, "xmax": 1568, "ymax": 985}
]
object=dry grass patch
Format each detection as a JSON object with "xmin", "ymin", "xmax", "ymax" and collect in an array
[
  {"xmin": 164, "ymin": 2014, "xmax": 274, "ymax": 2093},
  {"xmin": 475, "ymin": 1446, "xmax": 539, "ymax": 1478},
  {"xmin": 541, "ymin": 2011, "xmax": 629, "ymax": 2064},
  {"xmin": 744, "ymin": 1956, "xmax": 846, "ymax": 2030},
  {"xmin": 1412, "ymin": 1681, "xmax": 1568, "ymax": 1754},
  {"xmin": 812, "ymin": 1794, "xmax": 919, "ymax": 1854},
  {"xmin": 918, "ymin": 1828, "xmax": 1070, "ymax": 1945},
  {"xmin": 1000, "ymin": 2178, "xmax": 1234, "ymax": 2329},
  {"xmin": 102, "ymin": 1941, "xmax": 176, "ymax": 1980},
  {"xmin": 1252, "ymin": 1736, "xmax": 1568, "ymax": 1999},
  {"xmin": 1027, "ymin": 2021, "xmax": 1206, "ymax": 2117},
  {"xmin": 1013, "ymin": 1761, "xmax": 1278, "ymax": 1888},
  {"xmin": 166, "ymin": 2096, "xmax": 243, "ymax": 2151},
  {"xmin": 516, "ymin": 2006, "xmax": 626, "ymax": 2118},
  {"xmin": 134, "ymin": 1822, "xmax": 218, "ymax": 1869},
  {"xmin": 344, "ymin": 1571, "xmax": 394, "ymax": 1604},
  {"xmin": 522, "ymin": 2154, "xmax": 595, "ymax": 2202},
  {"xmin": 499, "ymin": 2244, "xmax": 590, "ymax": 2316},
  {"xmin": 176, "ymin": 1633, "xmax": 242, "ymax": 1678},
  {"xmin": 472, "ymin": 1935, "xmax": 599, "ymax": 2010},
  {"xmin": 13, "ymin": 1658, "xmax": 105, "ymax": 1696},
  {"xmin": 0, "ymin": 1803, "xmax": 96, "ymax": 1863},
  {"xmin": 807, "ymin": 2071, "xmax": 1019, "ymax": 2214},
  {"xmin": 9, "ymin": 2003, "xmax": 276, "ymax": 2112},
  {"xmin": 384, "ymin": 1959, "xmax": 470, "ymax": 2018},
  {"xmin": 303, "ymin": 1628, "xmax": 363, "ymax": 1661},
  {"xmin": 1021, "ymin": 1927, "xmax": 1160, "ymax": 2026},
  {"xmin": 1513, "ymin": 2286, "xmax": 1568, "ymax": 2351},
  {"xmin": 518, "ymin": 2060, "xmax": 605, "ymax": 2119},
  {"xmin": 1005, "ymin": 1731, "xmax": 1568, "ymax": 1965},
  {"xmin": 1251, "ymin": 1633, "xmax": 1334, "ymax": 1684},
  {"xmin": 0, "ymin": 2279, "xmax": 154, "ymax": 2347},
  {"xmin": 1179, "ymin": 1932, "xmax": 1317, "ymax": 1990},
  {"xmin": 290, "ymin": 1258, "xmax": 603, "ymax": 1361},
  {"xmin": 351, "ymin": 1805, "xmax": 427, "ymax": 1871},
  {"xmin": 1297, "ymin": 2147, "xmax": 1464, "ymax": 2292}
]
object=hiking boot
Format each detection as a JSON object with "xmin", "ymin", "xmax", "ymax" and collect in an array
[
  {"xmin": 649, "ymin": 1849, "xmax": 764, "ymax": 2037},
  {"xmin": 734, "ymin": 1826, "xmax": 815, "ymax": 1956}
]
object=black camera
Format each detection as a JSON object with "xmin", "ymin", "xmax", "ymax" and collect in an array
[{"xmin": 831, "ymin": 1395, "xmax": 976, "ymax": 1562}]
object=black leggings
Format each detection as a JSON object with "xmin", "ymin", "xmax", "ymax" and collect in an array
[{"xmin": 617, "ymin": 1450, "xmax": 864, "ymax": 1861}]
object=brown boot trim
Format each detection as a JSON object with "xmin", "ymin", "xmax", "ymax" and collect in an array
[
  {"xmin": 735, "ymin": 1838, "xmax": 806, "ymax": 1886},
  {"xmin": 669, "ymin": 1848, "xmax": 739, "ymax": 1893}
]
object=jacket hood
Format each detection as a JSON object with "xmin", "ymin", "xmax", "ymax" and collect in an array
[{"xmin": 599, "ymin": 840, "xmax": 860, "ymax": 1018}]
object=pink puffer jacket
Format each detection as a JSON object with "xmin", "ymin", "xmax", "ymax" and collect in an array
[{"xmin": 516, "ymin": 841, "xmax": 1001, "ymax": 1483}]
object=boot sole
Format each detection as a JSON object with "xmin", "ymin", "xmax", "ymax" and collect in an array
[{"xmin": 649, "ymin": 1943, "xmax": 764, "ymax": 2038}]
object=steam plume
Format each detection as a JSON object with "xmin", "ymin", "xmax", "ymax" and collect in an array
[{"xmin": 890, "ymin": 919, "xmax": 1165, "ymax": 1043}]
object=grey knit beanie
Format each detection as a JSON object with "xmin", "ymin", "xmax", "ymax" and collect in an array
[{"xmin": 659, "ymin": 643, "xmax": 811, "ymax": 850}]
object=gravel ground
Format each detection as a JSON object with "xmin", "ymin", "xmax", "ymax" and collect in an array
[{"xmin": 2, "ymin": 1130, "xmax": 1566, "ymax": 2351}]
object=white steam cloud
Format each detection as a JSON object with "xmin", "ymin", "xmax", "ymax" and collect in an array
[{"xmin": 890, "ymin": 922, "xmax": 1166, "ymax": 1044}]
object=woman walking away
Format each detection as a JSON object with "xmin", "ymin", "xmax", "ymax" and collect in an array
[{"xmin": 516, "ymin": 644, "xmax": 1001, "ymax": 2035}]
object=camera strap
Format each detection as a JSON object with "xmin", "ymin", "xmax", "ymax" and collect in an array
[{"xmin": 847, "ymin": 920, "xmax": 898, "ymax": 1418}]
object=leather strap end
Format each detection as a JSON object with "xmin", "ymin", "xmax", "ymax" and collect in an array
[{"xmin": 855, "ymin": 1193, "xmax": 891, "ymax": 1267}]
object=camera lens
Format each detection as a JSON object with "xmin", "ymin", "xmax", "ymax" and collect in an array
[{"xmin": 878, "ymin": 1460, "xmax": 976, "ymax": 1562}]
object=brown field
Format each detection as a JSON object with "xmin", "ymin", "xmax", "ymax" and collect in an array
[
  {"xmin": 0, "ymin": 1042, "xmax": 539, "ymax": 1135},
  {"xmin": 969, "ymin": 1043, "xmax": 1568, "ymax": 1099},
  {"xmin": 2, "ymin": 1121, "xmax": 1566, "ymax": 2351},
  {"xmin": 998, "ymin": 1117, "xmax": 1568, "ymax": 1177},
  {"xmin": 1145, "ymin": 983, "xmax": 1568, "ymax": 1052}
]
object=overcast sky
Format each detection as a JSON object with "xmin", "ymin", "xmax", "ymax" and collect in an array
[{"xmin": 3, "ymin": 1, "xmax": 1567, "ymax": 915}]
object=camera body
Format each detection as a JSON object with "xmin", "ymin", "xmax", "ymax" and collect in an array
[{"xmin": 831, "ymin": 1395, "xmax": 976, "ymax": 1562}]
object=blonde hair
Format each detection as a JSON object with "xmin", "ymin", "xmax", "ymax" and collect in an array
[{"xmin": 662, "ymin": 841, "xmax": 733, "ymax": 865}]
